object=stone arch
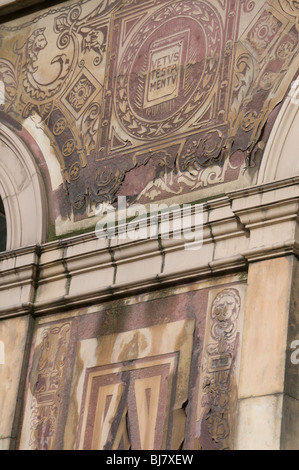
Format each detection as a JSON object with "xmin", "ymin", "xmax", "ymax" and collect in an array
[
  {"xmin": 0, "ymin": 122, "xmax": 47, "ymax": 250},
  {"xmin": 258, "ymin": 93, "xmax": 299, "ymax": 184}
]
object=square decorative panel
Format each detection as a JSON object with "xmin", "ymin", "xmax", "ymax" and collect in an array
[{"xmin": 62, "ymin": 67, "xmax": 101, "ymax": 119}]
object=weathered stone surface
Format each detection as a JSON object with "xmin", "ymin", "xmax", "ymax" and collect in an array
[
  {"xmin": 235, "ymin": 395, "xmax": 284, "ymax": 450},
  {"xmin": 1, "ymin": 0, "xmax": 299, "ymax": 453},
  {"xmin": 239, "ymin": 257, "xmax": 293, "ymax": 398},
  {"xmin": 17, "ymin": 276, "xmax": 246, "ymax": 450},
  {"xmin": 0, "ymin": 315, "xmax": 31, "ymax": 449},
  {"xmin": 235, "ymin": 256, "xmax": 299, "ymax": 450}
]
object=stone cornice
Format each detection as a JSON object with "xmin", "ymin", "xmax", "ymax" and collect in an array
[
  {"xmin": 0, "ymin": 244, "xmax": 40, "ymax": 317},
  {"xmin": 1, "ymin": 177, "xmax": 299, "ymax": 318}
]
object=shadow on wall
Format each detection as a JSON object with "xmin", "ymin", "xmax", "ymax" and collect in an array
[{"xmin": 0, "ymin": 196, "xmax": 7, "ymax": 252}]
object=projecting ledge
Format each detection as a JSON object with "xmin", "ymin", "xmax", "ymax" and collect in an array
[{"xmin": 2, "ymin": 178, "xmax": 299, "ymax": 316}]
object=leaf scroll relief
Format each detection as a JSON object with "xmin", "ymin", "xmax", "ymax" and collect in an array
[
  {"xmin": 29, "ymin": 322, "xmax": 71, "ymax": 450},
  {"xmin": 196, "ymin": 288, "xmax": 241, "ymax": 450}
]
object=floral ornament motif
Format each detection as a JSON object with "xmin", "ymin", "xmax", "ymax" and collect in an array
[
  {"xmin": 229, "ymin": 52, "xmax": 254, "ymax": 130},
  {"xmin": 277, "ymin": 40, "xmax": 295, "ymax": 59},
  {"xmin": 29, "ymin": 323, "xmax": 71, "ymax": 450},
  {"xmin": 72, "ymin": 194, "xmax": 87, "ymax": 211},
  {"xmin": 241, "ymin": 0, "xmax": 256, "ymax": 13},
  {"xmin": 94, "ymin": 167, "xmax": 126, "ymax": 203},
  {"xmin": 224, "ymin": 40, "xmax": 234, "ymax": 56},
  {"xmin": 210, "ymin": 289, "xmax": 241, "ymax": 348},
  {"xmin": 17, "ymin": 28, "xmax": 72, "ymax": 101},
  {"xmin": 197, "ymin": 288, "xmax": 241, "ymax": 450},
  {"xmin": 53, "ymin": 117, "xmax": 67, "ymax": 136},
  {"xmin": 179, "ymin": 130, "xmax": 224, "ymax": 172},
  {"xmin": 248, "ymin": 10, "xmax": 281, "ymax": 53},
  {"xmin": 196, "ymin": 131, "xmax": 224, "ymax": 168},
  {"xmin": 54, "ymin": 3, "xmax": 111, "ymax": 65},
  {"xmin": 279, "ymin": 0, "xmax": 299, "ymax": 17},
  {"xmin": 241, "ymin": 110, "xmax": 258, "ymax": 132},
  {"xmin": 82, "ymin": 103, "xmax": 101, "ymax": 155},
  {"xmin": 259, "ymin": 71, "xmax": 277, "ymax": 91},
  {"xmin": 62, "ymin": 139, "xmax": 75, "ymax": 157},
  {"xmin": 69, "ymin": 162, "xmax": 81, "ymax": 181},
  {"xmin": 154, "ymin": 151, "xmax": 175, "ymax": 180},
  {"xmin": 24, "ymin": 28, "xmax": 48, "ymax": 74},
  {"xmin": 67, "ymin": 76, "xmax": 95, "ymax": 112}
]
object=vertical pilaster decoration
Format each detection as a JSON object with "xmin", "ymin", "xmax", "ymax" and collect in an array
[
  {"xmin": 29, "ymin": 322, "xmax": 71, "ymax": 450},
  {"xmin": 196, "ymin": 288, "xmax": 241, "ymax": 450}
]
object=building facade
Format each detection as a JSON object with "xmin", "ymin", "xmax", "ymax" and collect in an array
[{"xmin": 0, "ymin": 0, "xmax": 299, "ymax": 450}]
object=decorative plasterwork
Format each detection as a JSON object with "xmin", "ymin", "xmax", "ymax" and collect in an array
[
  {"xmin": 28, "ymin": 321, "xmax": 71, "ymax": 450},
  {"xmin": 195, "ymin": 286, "xmax": 246, "ymax": 450},
  {"xmin": 0, "ymin": 0, "xmax": 298, "ymax": 235},
  {"xmin": 18, "ymin": 279, "xmax": 246, "ymax": 450}
]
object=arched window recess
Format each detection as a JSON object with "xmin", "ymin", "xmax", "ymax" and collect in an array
[
  {"xmin": 0, "ymin": 122, "xmax": 47, "ymax": 252},
  {"xmin": 0, "ymin": 196, "xmax": 6, "ymax": 252}
]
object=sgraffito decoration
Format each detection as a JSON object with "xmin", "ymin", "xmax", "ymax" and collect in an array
[
  {"xmin": 28, "ymin": 322, "xmax": 71, "ymax": 450},
  {"xmin": 76, "ymin": 354, "xmax": 179, "ymax": 450},
  {"xmin": 195, "ymin": 288, "xmax": 243, "ymax": 450},
  {"xmin": 279, "ymin": 0, "xmax": 299, "ymax": 20},
  {"xmin": 21, "ymin": 316, "xmax": 195, "ymax": 450},
  {"xmin": 18, "ymin": 282, "xmax": 247, "ymax": 450},
  {"xmin": 0, "ymin": 0, "xmax": 298, "ymax": 227},
  {"xmin": 72, "ymin": 319, "xmax": 195, "ymax": 451}
]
